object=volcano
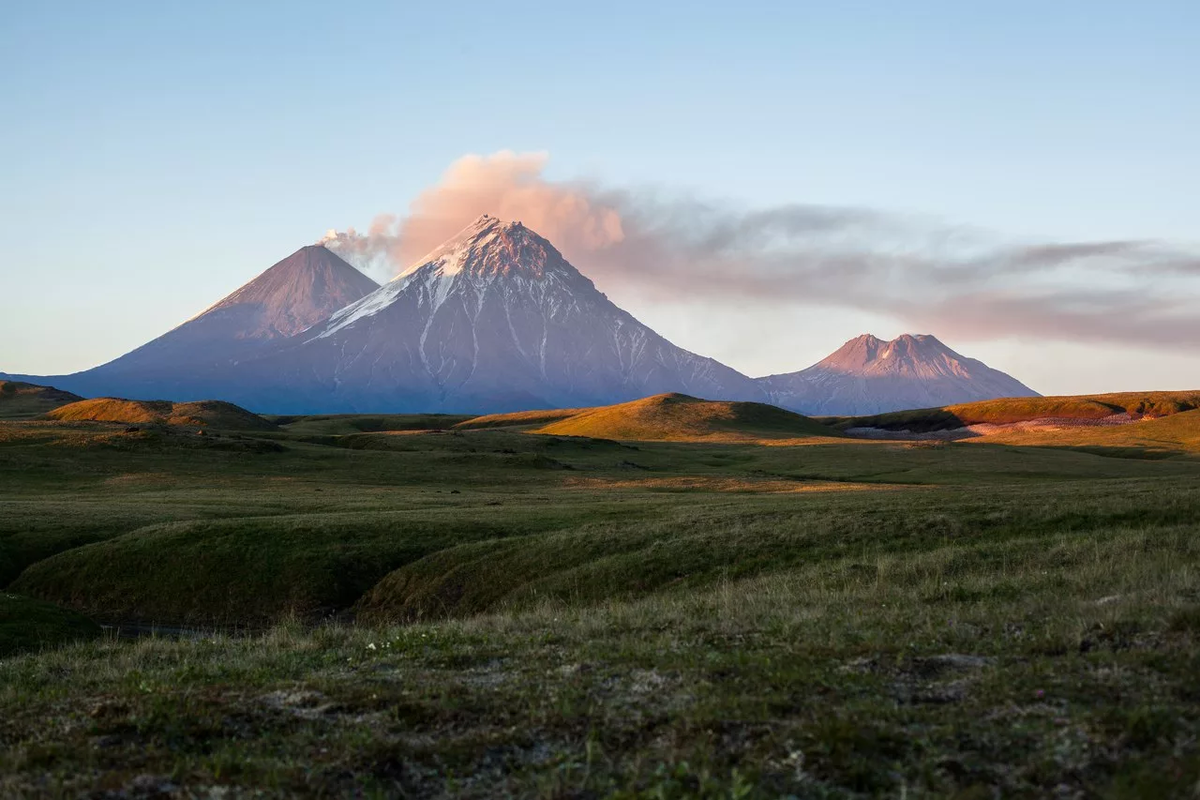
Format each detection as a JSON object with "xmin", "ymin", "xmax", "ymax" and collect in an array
[
  {"xmin": 233, "ymin": 215, "xmax": 767, "ymax": 413},
  {"xmin": 15, "ymin": 245, "xmax": 378, "ymax": 399},
  {"xmin": 758, "ymin": 333, "xmax": 1039, "ymax": 416}
]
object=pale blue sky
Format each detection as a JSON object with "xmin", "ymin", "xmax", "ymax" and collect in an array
[{"xmin": 2, "ymin": 1, "xmax": 1197, "ymax": 393}]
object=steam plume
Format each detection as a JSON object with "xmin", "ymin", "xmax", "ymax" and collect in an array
[{"xmin": 322, "ymin": 151, "xmax": 1200, "ymax": 352}]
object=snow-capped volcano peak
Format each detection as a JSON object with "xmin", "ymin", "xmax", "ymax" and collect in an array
[
  {"xmin": 314, "ymin": 215, "xmax": 592, "ymax": 341},
  {"xmin": 401, "ymin": 213, "xmax": 568, "ymax": 282},
  {"xmin": 288, "ymin": 216, "xmax": 765, "ymax": 412}
]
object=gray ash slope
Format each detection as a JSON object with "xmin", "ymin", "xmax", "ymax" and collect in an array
[
  {"xmin": 758, "ymin": 333, "xmax": 1039, "ymax": 416},
  {"xmin": 235, "ymin": 215, "xmax": 768, "ymax": 413},
  {"xmin": 13, "ymin": 246, "xmax": 379, "ymax": 399}
]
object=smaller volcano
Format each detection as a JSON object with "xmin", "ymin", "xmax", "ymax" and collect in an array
[{"xmin": 759, "ymin": 333, "xmax": 1039, "ymax": 416}]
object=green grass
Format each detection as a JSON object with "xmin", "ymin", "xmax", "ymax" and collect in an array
[
  {"xmin": 0, "ymin": 593, "xmax": 100, "ymax": 658},
  {"xmin": 269, "ymin": 412, "xmax": 475, "ymax": 435},
  {"xmin": 1, "ymin": 408, "xmax": 1200, "ymax": 795},
  {"xmin": 12, "ymin": 503, "xmax": 652, "ymax": 625},
  {"xmin": 455, "ymin": 406, "xmax": 587, "ymax": 430},
  {"xmin": 2, "ymin": 532, "xmax": 1198, "ymax": 796}
]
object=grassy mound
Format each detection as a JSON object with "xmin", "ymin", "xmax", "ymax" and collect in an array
[
  {"xmin": 0, "ymin": 593, "xmax": 100, "ymax": 658},
  {"xmin": 835, "ymin": 390, "xmax": 1200, "ymax": 432},
  {"xmin": 5, "ymin": 525, "xmax": 1200, "ymax": 796},
  {"xmin": 537, "ymin": 394, "xmax": 836, "ymax": 441},
  {"xmin": 10, "ymin": 504, "xmax": 620, "ymax": 625},
  {"xmin": 355, "ymin": 479, "xmax": 1200, "ymax": 622},
  {"xmin": 0, "ymin": 381, "xmax": 83, "ymax": 420},
  {"xmin": 46, "ymin": 398, "xmax": 276, "ymax": 430},
  {"xmin": 460, "ymin": 394, "xmax": 836, "ymax": 442}
]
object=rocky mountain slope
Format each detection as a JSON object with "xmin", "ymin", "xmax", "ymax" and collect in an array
[{"xmin": 759, "ymin": 333, "xmax": 1038, "ymax": 416}]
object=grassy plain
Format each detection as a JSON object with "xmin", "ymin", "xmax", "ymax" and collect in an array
[
  {"xmin": 832, "ymin": 390, "xmax": 1200, "ymax": 432},
  {"xmin": 2, "ymin": 395, "xmax": 1200, "ymax": 797}
]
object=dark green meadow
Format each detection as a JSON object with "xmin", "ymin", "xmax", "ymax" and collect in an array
[{"xmin": 2, "ymin": 415, "xmax": 1200, "ymax": 797}]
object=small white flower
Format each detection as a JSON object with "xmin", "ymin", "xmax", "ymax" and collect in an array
[{"xmin": 366, "ymin": 643, "xmax": 377, "ymax": 651}]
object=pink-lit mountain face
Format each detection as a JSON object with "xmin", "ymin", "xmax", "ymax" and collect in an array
[
  {"xmin": 758, "ymin": 333, "xmax": 1039, "ymax": 416},
  {"xmin": 247, "ymin": 215, "xmax": 768, "ymax": 413}
]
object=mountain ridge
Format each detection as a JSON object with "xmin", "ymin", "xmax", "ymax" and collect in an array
[{"xmin": 4, "ymin": 222, "xmax": 1039, "ymax": 416}]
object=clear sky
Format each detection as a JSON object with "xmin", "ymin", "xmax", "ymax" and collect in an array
[{"xmin": 2, "ymin": 1, "xmax": 1197, "ymax": 394}]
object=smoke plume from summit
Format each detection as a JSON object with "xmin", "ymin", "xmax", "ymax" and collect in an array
[{"xmin": 322, "ymin": 151, "xmax": 1200, "ymax": 353}]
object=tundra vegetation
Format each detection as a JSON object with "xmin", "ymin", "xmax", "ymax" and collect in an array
[{"xmin": 1, "ymin": 391, "xmax": 1199, "ymax": 797}]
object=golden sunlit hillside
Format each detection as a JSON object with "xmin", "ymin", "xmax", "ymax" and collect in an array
[
  {"xmin": 458, "ymin": 393, "xmax": 837, "ymax": 442},
  {"xmin": 45, "ymin": 398, "xmax": 276, "ymax": 431},
  {"xmin": 833, "ymin": 390, "xmax": 1200, "ymax": 432}
]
